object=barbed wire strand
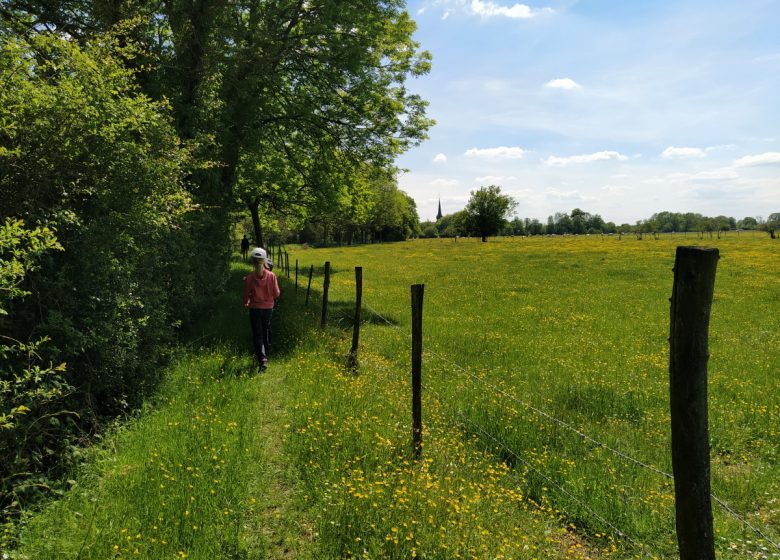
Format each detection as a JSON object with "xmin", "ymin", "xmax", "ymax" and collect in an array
[
  {"xmin": 365, "ymin": 302, "xmax": 673, "ymax": 478},
  {"xmin": 362, "ymin": 301, "xmax": 780, "ymax": 553},
  {"xmin": 711, "ymin": 495, "xmax": 780, "ymax": 552},
  {"xmin": 420, "ymin": 381, "xmax": 658, "ymax": 558}
]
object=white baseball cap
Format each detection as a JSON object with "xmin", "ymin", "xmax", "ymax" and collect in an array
[{"xmin": 250, "ymin": 247, "xmax": 267, "ymax": 260}]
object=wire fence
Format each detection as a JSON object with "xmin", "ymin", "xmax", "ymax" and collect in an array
[
  {"xmin": 422, "ymin": 381, "xmax": 659, "ymax": 558},
  {"xmin": 290, "ymin": 261, "xmax": 780, "ymax": 556},
  {"xmin": 359, "ymin": 300, "xmax": 780, "ymax": 555}
]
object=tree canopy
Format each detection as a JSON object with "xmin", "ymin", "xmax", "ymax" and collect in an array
[
  {"xmin": 0, "ymin": 0, "xmax": 432, "ymax": 531},
  {"xmin": 464, "ymin": 185, "xmax": 517, "ymax": 242}
]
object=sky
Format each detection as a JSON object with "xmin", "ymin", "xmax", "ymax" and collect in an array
[{"xmin": 396, "ymin": 0, "xmax": 780, "ymax": 224}]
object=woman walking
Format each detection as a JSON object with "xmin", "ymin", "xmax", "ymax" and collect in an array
[{"xmin": 242, "ymin": 247, "xmax": 280, "ymax": 372}]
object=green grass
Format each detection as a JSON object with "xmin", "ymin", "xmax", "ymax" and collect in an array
[
  {"xmin": 289, "ymin": 233, "xmax": 779, "ymax": 559},
  {"xmin": 9, "ymin": 235, "xmax": 779, "ymax": 559},
  {"xmin": 9, "ymin": 260, "xmax": 319, "ymax": 560}
]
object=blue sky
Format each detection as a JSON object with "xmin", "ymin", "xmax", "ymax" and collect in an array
[{"xmin": 397, "ymin": 0, "xmax": 780, "ymax": 224}]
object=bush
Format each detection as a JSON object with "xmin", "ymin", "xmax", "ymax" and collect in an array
[
  {"xmin": 0, "ymin": 219, "xmax": 72, "ymax": 530},
  {"xmin": 0, "ymin": 33, "xmax": 201, "ymax": 526}
]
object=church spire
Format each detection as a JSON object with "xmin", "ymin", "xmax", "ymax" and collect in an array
[{"xmin": 436, "ymin": 197, "xmax": 443, "ymax": 221}]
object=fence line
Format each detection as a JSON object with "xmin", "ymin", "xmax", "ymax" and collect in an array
[
  {"xmin": 360, "ymin": 300, "xmax": 780, "ymax": 553},
  {"xmin": 421, "ymin": 381, "xmax": 658, "ymax": 558},
  {"xmin": 364, "ymin": 302, "xmax": 673, "ymax": 479},
  {"xmin": 712, "ymin": 495, "xmax": 780, "ymax": 552}
]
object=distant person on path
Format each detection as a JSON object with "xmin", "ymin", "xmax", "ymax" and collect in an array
[
  {"xmin": 240, "ymin": 235, "xmax": 250, "ymax": 261},
  {"xmin": 242, "ymin": 247, "xmax": 280, "ymax": 372}
]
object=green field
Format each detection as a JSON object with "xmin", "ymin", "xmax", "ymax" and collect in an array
[
  {"xmin": 289, "ymin": 234, "xmax": 779, "ymax": 558},
  {"xmin": 12, "ymin": 234, "xmax": 779, "ymax": 559}
]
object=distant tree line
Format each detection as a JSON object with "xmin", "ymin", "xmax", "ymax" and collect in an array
[
  {"xmin": 422, "ymin": 208, "xmax": 780, "ymax": 239},
  {"xmin": 252, "ymin": 173, "xmax": 422, "ymax": 248}
]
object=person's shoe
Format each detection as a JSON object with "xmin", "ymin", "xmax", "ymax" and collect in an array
[{"xmin": 260, "ymin": 358, "xmax": 268, "ymax": 372}]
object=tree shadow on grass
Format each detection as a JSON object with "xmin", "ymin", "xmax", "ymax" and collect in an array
[
  {"xmin": 182, "ymin": 258, "xmax": 402, "ymax": 375},
  {"xmin": 323, "ymin": 300, "xmax": 403, "ymax": 331},
  {"xmin": 183, "ymin": 263, "xmax": 316, "ymax": 359}
]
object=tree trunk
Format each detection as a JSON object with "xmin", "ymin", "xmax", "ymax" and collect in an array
[
  {"xmin": 481, "ymin": 235, "xmax": 487, "ymax": 242},
  {"xmin": 248, "ymin": 199, "xmax": 264, "ymax": 247}
]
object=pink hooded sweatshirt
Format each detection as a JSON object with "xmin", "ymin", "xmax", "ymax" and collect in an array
[{"xmin": 242, "ymin": 270, "xmax": 280, "ymax": 309}]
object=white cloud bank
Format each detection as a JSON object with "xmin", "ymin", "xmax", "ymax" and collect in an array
[
  {"xmin": 430, "ymin": 178, "xmax": 460, "ymax": 187},
  {"xmin": 545, "ymin": 78, "xmax": 581, "ymax": 90},
  {"xmin": 545, "ymin": 151, "xmax": 629, "ymax": 167},
  {"xmin": 476, "ymin": 175, "xmax": 517, "ymax": 183},
  {"xmin": 545, "ymin": 189, "xmax": 595, "ymax": 203},
  {"xmin": 733, "ymin": 152, "xmax": 780, "ymax": 167},
  {"xmin": 469, "ymin": 0, "xmax": 552, "ymax": 19},
  {"xmin": 661, "ymin": 146, "xmax": 706, "ymax": 159},
  {"xmin": 432, "ymin": 153, "xmax": 448, "ymax": 163},
  {"xmin": 465, "ymin": 146, "xmax": 527, "ymax": 159}
]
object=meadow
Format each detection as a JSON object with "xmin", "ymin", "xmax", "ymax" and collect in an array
[
  {"xmin": 289, "ymin": 232, "xmax": 779, "ymax": 559},
  {"xmin": 9, "ymin": 233, "xmax": 779, "ymax": 559}
]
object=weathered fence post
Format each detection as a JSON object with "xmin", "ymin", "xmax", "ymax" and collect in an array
[
  {"xmin": 347, "ymin": 267, "xmax": 363, "ymax": 369},
  {"xmin": 411, "ymin": 284, "xmax": 424, "ymax": 458},
  {"xmin": 305, "ymin": 264, "xmax": 314, "ymax": 307},
  {"xmin": 669, "ymin": 246, "xmax": 719, "ymax": 560},
  {"xmin": 295, "ymin": 259, "xmax": 299, "ymax": 293},
  {"xmin": 320, "ymin": 261, "xmax": 331, "ymax": 328},
  {"xmin": 285, "ymin": 251, "xmax": 290, "ymax": 278}
]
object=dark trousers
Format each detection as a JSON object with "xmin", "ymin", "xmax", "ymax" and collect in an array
[{"xmin": 249, "ymin": 308, "xmax": 273, "ymax": 364}]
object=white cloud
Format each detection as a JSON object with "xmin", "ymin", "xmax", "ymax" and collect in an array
[
  {"xmin": 544, "ymin": 151, "xmax": 629, "ymax": 166},
  {"xmin": 667, "ymin": 167, "xmax": 739, "ymax": 181},
  {"xmin": 705, "ymin": 144, "xmax": 737, "ymax": 152},
  {"xmin": 544, "ymin": 189, "xmax": 595, "ymax": 203},
  {"xmin": 475, "ymin": 175, "xmax": 517, "ymax": 183},
  {"xmin": 430, "ymin": 178, "xmax": 460, "ymax": 187},
  {"xmin": 465, "ymin": 146, "xmax": 527, "ymax": 159},
  {"xmin": 601, "ymin": 184, "xmax": 634, "ymax": 194},
  {"xmin": 661, "ymin": 146, "xmax": 706, "ymax": 159},
  {"xmin": 432, "ymin": 153, "xmax": 448, "ymax": 163},
  {"xmin": 417, "ymin": 7, "xmax": 425, "ymax": 14},
  {"xmin": 545, "ymin": 78, "xmax": 582, "ymax": 90},
  {"xmin": 733, "ymin": 152, "xmax": 780, "ymax": 167},
  {"xmin": 468, "ymin": 0, "xmax": 553, "ymax": 19}
]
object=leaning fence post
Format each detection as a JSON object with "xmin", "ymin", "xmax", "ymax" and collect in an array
[
  {"xmin": 669, "ymin": 246, "xmax": 719, "ymax": 560},
  {"xmin": 305, "ymin": 264, "xmax": 314, "ymax": 307},
  {"xmin": 411, "ymin": 284, "xmax": 424, "ymax": 458},
  {"xmin": 347, "ymin": 267, "xmax": 363, "ymax": 369},
  {"xmin": 320, "ymin": 261, "xmax": 331, "ymax": 328}
]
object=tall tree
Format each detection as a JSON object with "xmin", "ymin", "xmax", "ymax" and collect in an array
[
  {"xmin": 5, "ymin": 0, "xmax": 433, "ymax": 268},
  {"xmin": 464, "ymin": 185, "xmax": 517, "ymax": 242}
]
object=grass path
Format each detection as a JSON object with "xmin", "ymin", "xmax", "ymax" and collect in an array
[
  {"xmin": 10, "ymin": 256, "xmax": 625, "ymax": 559},
  {"xmin": 241, "ymin": 368, "xmax": 315, "ymax": 559},
  {"xmin": 10, "ymin": 260, "xmax": 318, "ymax": 560}
]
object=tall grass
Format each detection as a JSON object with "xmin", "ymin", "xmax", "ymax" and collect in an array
[
  {"xmin": 10, "ymin": 236, "xmax": 779, "ymax": 559},
  {"xmin": 10, "ymin": 260, "xmax": 315, "ymax": 559},
  {"xmin": 291, "ymin": 234, "xmax": 779, "ymax": 558}
]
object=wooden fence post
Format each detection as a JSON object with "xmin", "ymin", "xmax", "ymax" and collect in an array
[
  {"xmin": 669, "ymin": 246, "xmax": 719, "ymax": 560},
  {"xmin": 295, "ymin": 259, "xmax": 299, "ymax": 293},
  {"xmin": 347, "ymin": 267, "xmax": 363, "ymax": 369},
  {"xmin": 411, "ymin": 284, "xmax": 424, "ymax": 458},
  {"xmin": 285, "ymin": 251, "xmax": 289, "ymax": 278},
  {"xmin": 320, "ymin": 261, "xmax": 331, "ymax": 328},
  {"xmin": 305, "ymin": 264, "xmax": 314, "ymax": 307}
]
